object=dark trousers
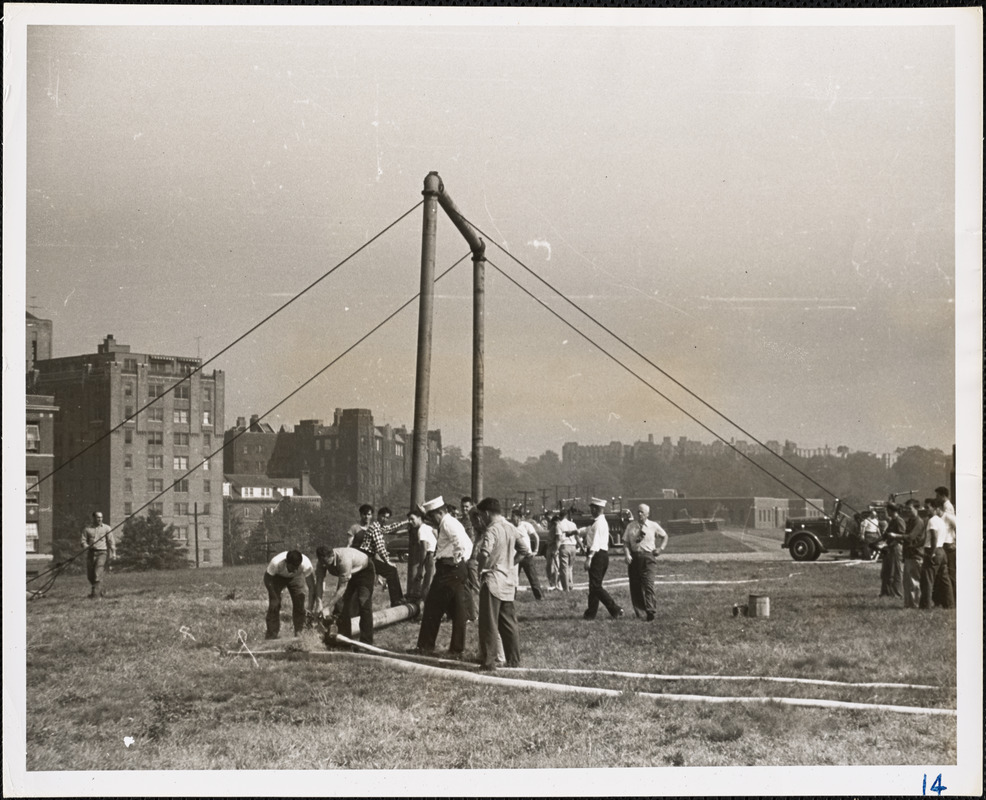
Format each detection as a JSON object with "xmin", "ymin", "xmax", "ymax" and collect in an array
[
  {"xmin": 585, "ymin": 550, "xmax": 620, "ymax": 618},
  {"xmin": 628, "ymin": 551, "xmax": 658, "ymax": 616},
  {"xmin": 417, "ymin": 560, "xmax": 469, "ymax": 654},
  {"xmin": 86, "ymin": 550, "xmax": 109, "ymax": 596},
  {"xmin": 943, "ymin": 545, "xmax": 956, "ymax": 604},
  {"xmin": 519, "ymin": 555, "xmax": 543, "ymax": 599},
  {"xmin": 478, "ymin": 584, "xmax": 520, "ymax": 668},
  {"xmin": 335, "ymin": 564, "xmax": 375, "ymax": 644},
  {"xmin": 879, "ymin": 544, "xmax": 903, "ymax": 598},
  {"xmin": 919, "ymin": 548, "xmax": 953, "ymax": 609},
  {"xmin": 372, "ymin": 558, "xmax": 404, "ymax": 606},
  {"xmin": 465, "ymin": 558, "xmax": 480, "ymax": 621},
  {"xmin": 264, "ymin": 571, "xmax": 308, "ymax": 637}
]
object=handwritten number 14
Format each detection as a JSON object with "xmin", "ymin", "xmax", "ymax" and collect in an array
[{"xmin": 923, "ymin": 773, "xmax": 946, "ymax": 796}]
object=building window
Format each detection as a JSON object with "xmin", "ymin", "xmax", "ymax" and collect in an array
[
  {"xmin": 26, "ymin": 473, "xmax": 40, "ymax": 510},
  {"xmin": 123, "ymin": 357, "xmax": 138, "ymax": 373},
  {"xmin": 203, "ymin": 480, "xmax": 211, "ymax": 494},
  {"xmin": 124, "ymin": 383, "xmax": 134, "ymax": 397},
  {"xmin": 375, "ymin": 439, "xmax": 382, "ymax": 452},
  {"xmin": 203, "ymin": 387, "xmax": 213, "ymax": 403},
  {"xmin": 202, "ymin": 502, "xmax": 211, "ymax": 515},
  {"xmin": 396, "ymin": 443, "xmax": 404, "ymax": 457},
  {"xmin": 173, "ymin": 525, "xmax": 188, "ymax": 540},
  {"xmin": 175, "ymin": 479, "xmax": 189, "ymax": 493},
  {"xmin": 124, "ymin": 502, "xmax": 133, "ymax": 515},
  {"xmin": 124, "ymin": 405, "xmax": 134, "ymax": 420},
  {"xmin": 174, "ymin": 433, "xmax": 189, "ymax": 446},
  {"xmin": 148, "ymin": 383, "xmax": 164, "ymax": 397},
  {"xmin": 148, "ymin": 478, "xmax": 164, "ymax": 493},
  {"xmin": 203, "ymin": 433, "xmax": 211, "ymax": 448},
  {"xmin": 202, "ymin": 548, "xmax": 211, "ymax": 563},
  {"xmin": 202, "ymin": 458, "xmax": 210, "ymax": 471},
  {"xmin": 124, "ymin": 478, "xmax": 133, "ymax": 493},
  {"xmin": 174, "ymin": 502, "xmax": 190, "ymax": 516},
  {"xmin": 26, "ymin": 424, "xmax": 40, "ymax": 453},
  {"xmin": 27, "ymin": 522, "xmax": 39, "ymax": 553},
  {"xmin": 149, "ymin": 501, "xmax": 164, "ymax": 514},
  {"xmin": 174, "ymin": 409, "xmax": 189, "ymax": 424},
  {"xmin": 147, "ymin": 455, "xmax": 163, "ymax": 469},
  {"xmin": 124, "ymin": 453, "xmax": 133, "ymax": 469},
  {"xmin": 148, "ymin": 406, "xmax": 164, "ymax": 422},
  {"xmin": 202, "ymin": 410, "xmax": 212, "ymax": 427},
  {"xmin": 148, "ymin": 431, "xmax": 164, "ymax": 446},
  {"xmin": 125, "ymin": 429, "xmax": 134, "ymax": 444},
  {"xmin": 174, "ymin": 384, "xmax": 190, "ymax": 400},
  {"xmin": 174, "ymin": 456, "xmax": 189, "ymax": 471},
  {"xmin": 202, "ymin": 526, "xmax": 211, "ymax": 540}
]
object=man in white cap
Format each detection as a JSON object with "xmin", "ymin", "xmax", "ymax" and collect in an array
[
  {"xmin": 415, "ymin": 496, "xmax": 473, "ymax": 658},
  {"xmin": 623, "ymin": 504, "xmax": 668, "ymax": 621},
  {"xmin": 578, "ymin": 498, "xmax": 623, "ymax": 620}
]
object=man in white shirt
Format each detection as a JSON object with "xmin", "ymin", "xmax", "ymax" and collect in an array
[
  {"xmin": 623, "ymin": 504, "xmax": 668, "ymax": 621},
  {"xmin": 415, "ymin": 496, "xmax": 473, "ymax": 658},
  {"xmin": 263, "ymin": 549, "xmax": 316, "ymax": 640},
  {"xmin": 920, "ymin": 499, "xmax": 953, "ymax": 609},
  {"xmin": 406, "ymin": 507, "xmax": 436, "ymax": 602},
  {"xmin": 509, "ymin": 507, "xmax": 544, "ymax": 600},
  {"xmin": 475, "ymin": 497, "xmax": 532, "ymax": 670},
  {"xmin": 934, "ymin": 486, "xmax": 955, "ymax": 515},
  {"xmin": 314, "ymin": 546, "xmax": 376, "ymax": 645},
  {"xmin": 940, "ymin": 501, "xmax": 957, "ymax": 606},
  {"xmin": 578, "ymin": 498, "xmax": 624, "ymax": 620},
  {"xmin": 555, "ymin": 508, "xmax": 580, "ymax": 591}
]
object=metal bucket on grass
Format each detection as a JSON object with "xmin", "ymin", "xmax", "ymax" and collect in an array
[{"xmin": 747, "ymin": 594, "xmax": 770, "ymax": 617}]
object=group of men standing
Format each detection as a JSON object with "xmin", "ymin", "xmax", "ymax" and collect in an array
[
  {"xmin": 262, "ymin": 495, "xmax": 670, "ymax": 669},
  {"xmin": 877, "ymin": 486, "xmax": 956, "ymax": 610}
]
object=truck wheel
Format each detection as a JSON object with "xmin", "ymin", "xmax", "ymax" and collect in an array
[{"xmin": 789, "ymin": 535, "xmax": 816, "ymax": 562}]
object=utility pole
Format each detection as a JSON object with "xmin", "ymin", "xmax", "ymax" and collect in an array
[
  {"xmin": 193, "ymin": 502, "xmax": 200, "ymax": 568},
  {"xmin": 409, "ymin": 173, "xmax": 441, "ymax": 508}
]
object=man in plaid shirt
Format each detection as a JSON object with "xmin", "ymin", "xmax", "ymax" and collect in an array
[{"xmin": 357, "ymin": 506, "xmax": 407, "ymax": 607}]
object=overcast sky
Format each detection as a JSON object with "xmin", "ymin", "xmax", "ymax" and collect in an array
[{"xmin": 12, "ymin": 8, "xmax": 979, "ymax": 462}]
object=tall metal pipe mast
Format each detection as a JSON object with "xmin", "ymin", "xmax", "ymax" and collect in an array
[{"xmin": 409, "ymin": 172, "xmax": 486, "ymax": 508}]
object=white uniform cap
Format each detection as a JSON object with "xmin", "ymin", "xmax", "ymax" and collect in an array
[
  {"xmin": 422, "ymin": 496, "xmax": 445, "ymax": 513},
  {"xmin": 589, "ymin": 497, "xmax": 607, "ymax": 508}
]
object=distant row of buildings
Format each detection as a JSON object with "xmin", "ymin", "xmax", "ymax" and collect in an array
[
  {"xmin": 23, "ymin": 315, "xmax": 440, "ymax": 574},
  {"xmin": 562, "ymin": 434, "xmax": 900, "ymax": 469}
]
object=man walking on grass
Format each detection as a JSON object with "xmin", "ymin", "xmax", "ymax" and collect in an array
[
  {"xmin": 578, "ymin": 498, "xmax": 624, "ymax": 620},
  {"xmin": 81, "ymin": 511, "xmax": 116, "ymax": 599}
]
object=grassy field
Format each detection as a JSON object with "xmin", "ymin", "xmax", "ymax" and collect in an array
[{"xmin": 23, "ymin": 550, "xmax": 956, "ymax": 772}]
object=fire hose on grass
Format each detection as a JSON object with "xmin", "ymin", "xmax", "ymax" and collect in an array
[{"xmin": 243, "ymin": 634, "xmax": 955, "ymax": 718}]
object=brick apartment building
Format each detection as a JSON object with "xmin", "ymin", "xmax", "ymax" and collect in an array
[
  {"xmin": 33, "ymin": 334, "xmax": 225, "ymax": 567},
  {"xmin": 223, "ymin": 408, "xmax": 442, "ymax": 507}
]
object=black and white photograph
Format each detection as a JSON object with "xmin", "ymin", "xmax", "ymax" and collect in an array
[{"xmin": 3, "ymin": 5, "xmax": 982, "ymax": 797}]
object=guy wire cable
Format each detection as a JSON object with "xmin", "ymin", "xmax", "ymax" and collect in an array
[
  {"xmin": 486, "ymin": 257, "xmax": 827, "ymax": 515},
  {"xmin": 28, "ymin": 200, "xmax": 424, "ymax": 495},
  {"xmin": 27, "ymin": 253, "xmax": 470, "ymax": 593},
  {"xmin": 468, "ymin": 217, "xmax": 849, "ymax": 511}
]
